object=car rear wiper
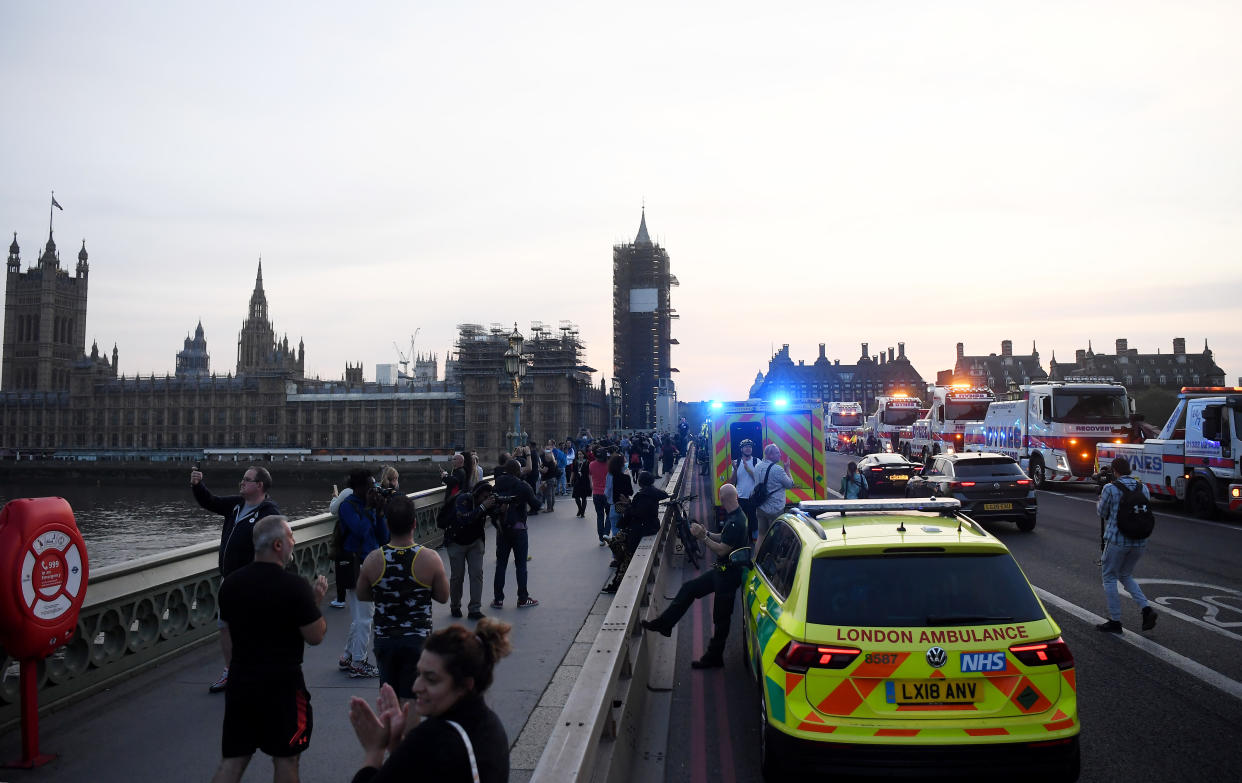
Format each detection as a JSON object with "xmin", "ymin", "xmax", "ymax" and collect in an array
[{"xmin": 925, "ymin": 615, "xmax": 1014, "ymax": 626}]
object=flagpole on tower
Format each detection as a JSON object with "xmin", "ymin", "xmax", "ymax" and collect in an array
[{"xmin": 49, "ymin": 191, "xmax": 63, "ymax": 240}]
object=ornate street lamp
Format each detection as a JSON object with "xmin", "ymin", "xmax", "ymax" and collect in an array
[{"xmin": 504, "ymin": 324, "xmax": 527, "ymax": 451}]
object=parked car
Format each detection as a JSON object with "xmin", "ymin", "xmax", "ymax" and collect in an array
[
  {"xmin": 905, "ymin": 452, "xmax": 1038, "ymax": 531},
  {"xmin": 856, "ymin": 453, "xmax": 922, "ymax": 495}
]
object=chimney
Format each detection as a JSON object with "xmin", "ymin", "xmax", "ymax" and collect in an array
[
  {"xmin": 861, "ymin": 342, "xmax": 869, "ymax": 359},
  {"xmin": 898, "ymin": 342, "xmax": 906, "ymax": 359},
  {"xmin": 834, "ymin": 359, "xmax": 840, "ymax": 366},
  {"xmin": 879, "ymin": 352, "xmax": 886, "ymax": 365},
  {"xmin": 1001, "ymin": 340, "xmax": 1013, "ymax": 357},
  {"xmin": 818, "ymin": 343, "xmax": 826, "ymax": 360},
  {"xmin": 1116, "ymin": 338, "xmax": 1127, "ymax": 355},
  {"xmin": 888, "ymin": 347, "xmax": 895, "ymax": 363},
  {"xmin": 956, "ymin": 342, "xmax": 965, "ymax": 359},
  {"xmin": 1075, "ymin": 349, "xmax": 1086, "ymax": 363},
  {"xmin": 1173, "ymin": 337, "xmax": 1185, "ymax": 355}
]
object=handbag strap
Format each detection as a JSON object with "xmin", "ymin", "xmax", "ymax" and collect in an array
[{"xmin": 445, "ymin": 719, "xmax": 481, "ymax": 783}]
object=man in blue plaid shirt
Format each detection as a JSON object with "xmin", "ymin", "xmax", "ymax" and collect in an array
[{"xmin": 1095, "ymin": 456, "xmax": 1158, "ymax": 634}]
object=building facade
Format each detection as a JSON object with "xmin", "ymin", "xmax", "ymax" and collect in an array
[
  {"xmin": 3, "ymin": 229, "xmax": 89, "ymax": 392},
  {"xmin": 0, "ymin": 251, "xmax": 607, "ymax": 457},
  {"xmin": 613, "ymin": 209, "xmax": 676, "ymax": 429},
  {"xmin": 946, "ymin": 340, "xmax": 1049, "ymax": 395},
  {"xmin": 1048, "ymin": 337, "xmax": 1225, "ymax": 390},
  {"xmin": 753, "ymin": 342, "xmax": 926, "ymax": 413}
]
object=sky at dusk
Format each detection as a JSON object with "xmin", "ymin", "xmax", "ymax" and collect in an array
[{"xmin": 3, "ymin": 1, "xmax": 1239, "ymax": 402}]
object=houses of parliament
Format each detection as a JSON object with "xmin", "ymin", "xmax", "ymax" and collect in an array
[{"xmin": 0, "ymin": 223, "xmax": 608, "ymax": 459}]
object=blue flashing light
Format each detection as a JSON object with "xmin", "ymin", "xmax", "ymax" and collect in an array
[
  {"xmin": 773, "ymin": 398, "xmax": 789, "ymax": 409},
  {"xmin": 710, "ymin": 401, "xmax": 723, "ymax": 410}
]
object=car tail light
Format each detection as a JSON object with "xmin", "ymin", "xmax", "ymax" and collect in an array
[
  {"xmin": 950, "ymin": 481, "xmax": 976, "ymax": 490},
  {"xmin": 1009, "ymin": 638, "xmax": 1074, "ymax": 670},
  {"xmin": 774, "ymin": 641, "xmax": 861, "ymax": 673},
  {"xmin": 1016, "ymin": 479, "xmax": 1031, "ymax": 485},
  {"xmin": 870, "ymin": 467, "xmax": 883, "ymax": 472}
]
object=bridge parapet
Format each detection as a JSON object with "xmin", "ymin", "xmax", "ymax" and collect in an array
[{"xmin": 0, "ymin": 485, "xmax": 449, "ymax": 732}]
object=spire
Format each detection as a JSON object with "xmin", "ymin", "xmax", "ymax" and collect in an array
[
  {"xmin": 255, "ymin": 258, "xmax": 264, "ymax": 291},
  {"xmin": 8, "ymin": 232, "xmax": 17, "ymax": 255},
  {"xmin": 78, "ymin": 239, "xmax": 88, "ymax": 263},
  {"xmin": 195, "ymin": 320, "xmax": 204, "ymax": 339},
  {"xmin": 7, "ymin": 232, "xmax": 18, "ymax": 271},
  {"xmin": 635, "ymin": 207, "xmax": 651, "ymax": 245},
  {"xmin": 248, "ymin": 258, "xmax": 269, "ymax": 322}
]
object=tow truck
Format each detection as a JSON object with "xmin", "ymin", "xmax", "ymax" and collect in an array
[
  {"xmin": 824, "ymin": 401, "xmax": 864, "ymax": 452},
  {"xmin": 899, "ymin": 383, "xmax": 996, "ymax": 462},
  {"xmin": 866, "ymin": 394, "xmax": 924, "ymax": 454},
  {"xmin": 707, "ymin": 399, "xmax": 827, "ymax": 506},
  {"xmin": 1095, "ymin": 387, "xmax": 1242, "ymax": 518},
  {"xmin": 963, "ymin": 380, "xmax": 1134, "ymax": 489}
]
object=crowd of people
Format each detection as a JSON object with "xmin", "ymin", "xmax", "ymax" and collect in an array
[{"xmin": 192, "ymin": 421, "xmax": 697, "ymax": 782}]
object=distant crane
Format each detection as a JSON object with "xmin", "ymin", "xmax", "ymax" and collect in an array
[{"xmin": 393, "ymin": 328, "xmax": 420, "ymax": 379}]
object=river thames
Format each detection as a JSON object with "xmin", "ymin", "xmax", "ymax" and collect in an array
[{"xmin": 0, "ymin": 473, "xmax": 441, "ymax": 568}]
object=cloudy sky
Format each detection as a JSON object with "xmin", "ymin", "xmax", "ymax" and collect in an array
[{"xmin": 3, "ymin": 1, "xmax": 1239, "ymax": 402}]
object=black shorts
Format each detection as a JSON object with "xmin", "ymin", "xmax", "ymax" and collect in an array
[{"xmin": 222, "ymin": 678, "xmax": 313, "ymax": 759}]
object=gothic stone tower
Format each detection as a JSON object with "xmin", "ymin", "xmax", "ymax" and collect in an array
[
  {"xmin": 236, "ymin": 261, "xmax": 304, "ymax": 376},
  {"xmin": 613, "ymin": 209, "xmax": 675, "ymax": 429},
  {"xmin": 3, "ymin": 228, "xmax": 90, "ymax": 391}
]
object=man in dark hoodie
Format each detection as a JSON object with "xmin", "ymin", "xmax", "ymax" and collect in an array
[
  {"xmin": 192, "ymin": 465, "xmax": 280, "ymax": 694},
  {"xmin": 491, "ymin": 460, "xmax": 542, "ymax": 609}
]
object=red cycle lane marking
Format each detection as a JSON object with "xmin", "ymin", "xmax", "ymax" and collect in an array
[{"xmin": 691, "ymin": 576, "xmax": 707, "ymax": 783}]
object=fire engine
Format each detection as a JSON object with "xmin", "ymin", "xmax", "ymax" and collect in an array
[
  {"xmin": 899, "ymin": 384, "xmax": 995, "ymax": 461},
  {"xmin": 866, "ymin": 394, "xmax": 923, "ymax": 454},
  {"xmin": 824, "ymin": 401, "xmax": 864, "ymax": 452},
  {"xmin": 1096, "ymin": 387, "xmax": 1242, "ymax": 518},
  {"xmin": 962, "ymin": 380, "xmax": 1133, "ymax": 489},
  {"xmin": 707, "ymin": 400, "xmax": 827, "ymax": 506}
]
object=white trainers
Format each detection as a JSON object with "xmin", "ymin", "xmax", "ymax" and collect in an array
[
  {"xmin": 329, "ymin": 599, "xmax": 346, "ymax": 609},
  {"xmin": 349, "ymin": 661, "xmax": 380, "ymax": 678}
]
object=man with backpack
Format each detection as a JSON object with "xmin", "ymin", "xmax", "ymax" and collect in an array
[
  {"xmin": 442, "ymin": 482, "xmax": 497, "ymax": 620},
  {"xmin": 1095, "ymin": 456, "xmax": 1157, "ymax": 634},
  {"xmin": 753, "ymin": 443, "xmax": 795, "ymax": 542}
]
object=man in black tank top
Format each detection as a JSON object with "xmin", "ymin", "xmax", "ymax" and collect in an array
[{"xmin": 357, "ymin": 495, "xmax": 448, "ymax": 701}]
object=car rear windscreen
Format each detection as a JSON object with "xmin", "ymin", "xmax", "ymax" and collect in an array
[
  {"xmin": 952, "ymin": 461, "xmax": 1025, "ymax": 478},
  {"xmin": 807, "ymin": 553, "xmax": 1046, "ymax": 627}
]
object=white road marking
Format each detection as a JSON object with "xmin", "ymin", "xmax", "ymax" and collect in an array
[
  {"xmin": 1126, "ymin": 579, "xmax": 1242, "ymax": 642},
  {"xmin": 1033, "ymin": 585, "xmax": 1242, "ymax": 703},
  {"xmin": 1039, "ymin": 491, "xmax": 1242, "ymax": 531}
]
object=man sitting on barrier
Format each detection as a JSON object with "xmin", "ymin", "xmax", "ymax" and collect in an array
[
  {"xmin": 602, "ymin": 471, "xmax": 668, "ymax": 594},
  {"xmin": 640, "ymin": 483, "xmax": 750, "ymax": 669}
]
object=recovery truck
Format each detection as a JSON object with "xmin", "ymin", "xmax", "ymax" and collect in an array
[
  {"xmin": 1095, "ymin": 387, "xmax": 1242, "ymax": 518},
  {"xmin": 866, "ymin": 394, "xmax": 923, "ymax": 454},
  {"xmin": 708, "ymin": 400, "xmax": 827, "ymax": 507},
  {"xmin": 824, "ymin": 401, "xmax": 864, "ymax": 452},
  {"xmin": 963, "ymin": 380, "xmax": 1134, "ymax": 489},
  {"xmin": 899, "ymin": 383, "xmax": 996, "ymax": 461}
]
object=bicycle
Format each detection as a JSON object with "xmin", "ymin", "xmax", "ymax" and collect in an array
[{"xmin": 664, "ymin": 493, "xmax": 703, "ymax": 570}]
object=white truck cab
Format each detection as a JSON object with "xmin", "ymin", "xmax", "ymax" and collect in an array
[
  {"xmin": 824, "ymin": 401, "xmax": 864, "ymax": 452},
  {"xmin": 1096, "ymin": 388, "xmax": 1242, "ymax": 518},
  {"xmin": 963, "ymin": 380, "xmax": 1133, "ymax": 488},
  {"xmin": 868, "ymin": 394, "xmax": 924, "ymax": 454},
  {"xmin": 900, "ymin": 384, "xmax": 995, "ymax": 462}
]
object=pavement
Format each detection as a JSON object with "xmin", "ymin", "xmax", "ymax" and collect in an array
[{"xmin": 0, "ymin": 479, "xmax": 665, "ymax": 782}]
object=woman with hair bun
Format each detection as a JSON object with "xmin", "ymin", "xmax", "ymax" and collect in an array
[{"xmin": 349, "ymin": 618, "xmax": 513, "ymax": 782}]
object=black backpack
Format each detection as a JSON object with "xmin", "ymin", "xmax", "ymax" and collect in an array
[
  {"xmin": 1113, "ymin": 480, "xmax": 1155, "ymax": 539},
  {"xmin": 751, "ymin": 463, "xmax": 776, "ymax": 505}
]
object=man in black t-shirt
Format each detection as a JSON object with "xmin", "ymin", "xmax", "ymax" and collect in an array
[
  {"xmin": 640, "ymin": 483, "xmax": 750, "ymax": 669},
  {"xmin": 212, "ymin": 515, "xmax": 328, "ymax": 783}
]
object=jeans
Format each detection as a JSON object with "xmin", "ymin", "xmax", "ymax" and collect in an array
[
  {"xmin": 738, "ymin": 497, "xmax": 758, "ymax": 540},
  {"xmin": 558, "ymin": 474, "xmax": 567, "ymax": 494},
  {"xmin": 593, "ymin": 494, "xmax": 610, "ymax": 540},
  {"xmin": 494, "ymin": 528, "xmax": 530, "ymax": 603},
  {"xmin": 608, "ymin": 507, "xmax": 622, "ymax": 537},
  {"xmin": 373, "ymin": 635, "xmax": 424, "ymax": 699},
  {"xmin": 650, "ymin": 566, "xmax": 744, "ymax": 659},
  {"xmin": 445, "ymin": 537, "xmax": 485, "ymax": 613},
  {"xmin": 541, "ymin": 480, "xmax": 557, "ymax": 511},
  {"xmin": 1101, "ymin": 543, "xmax": 1149, "ymax": 621},
  {"xmin": 344, "ymin": 589, "xmax": 373, "ymax": 663}
]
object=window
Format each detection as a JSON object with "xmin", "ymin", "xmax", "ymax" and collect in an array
[{"xmin": 755, "ymin": 521, "xmax": 801, "ymax": 600}]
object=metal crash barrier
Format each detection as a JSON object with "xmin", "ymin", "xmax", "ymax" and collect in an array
[
  {"xmin": 0, "ymin": 484, "xmax": 453, "ymax": 732},
  {"xmin": 532, "ymin": 448, "xmax": 690, "ymax": 783}
]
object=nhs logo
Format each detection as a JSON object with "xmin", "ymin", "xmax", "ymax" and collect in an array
[{"xmin": 960, "ymin": 652, "xmax": 1006, "ymax": 673}]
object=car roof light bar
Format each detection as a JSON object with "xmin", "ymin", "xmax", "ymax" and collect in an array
[{"xmin": 799, "ymin": 498, "xmax": 962, "ymax": 515}]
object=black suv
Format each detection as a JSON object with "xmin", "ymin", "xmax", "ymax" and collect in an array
[{"xmin": 904, "ymin": 452, "xmax": 1038, "ymax": 531}]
